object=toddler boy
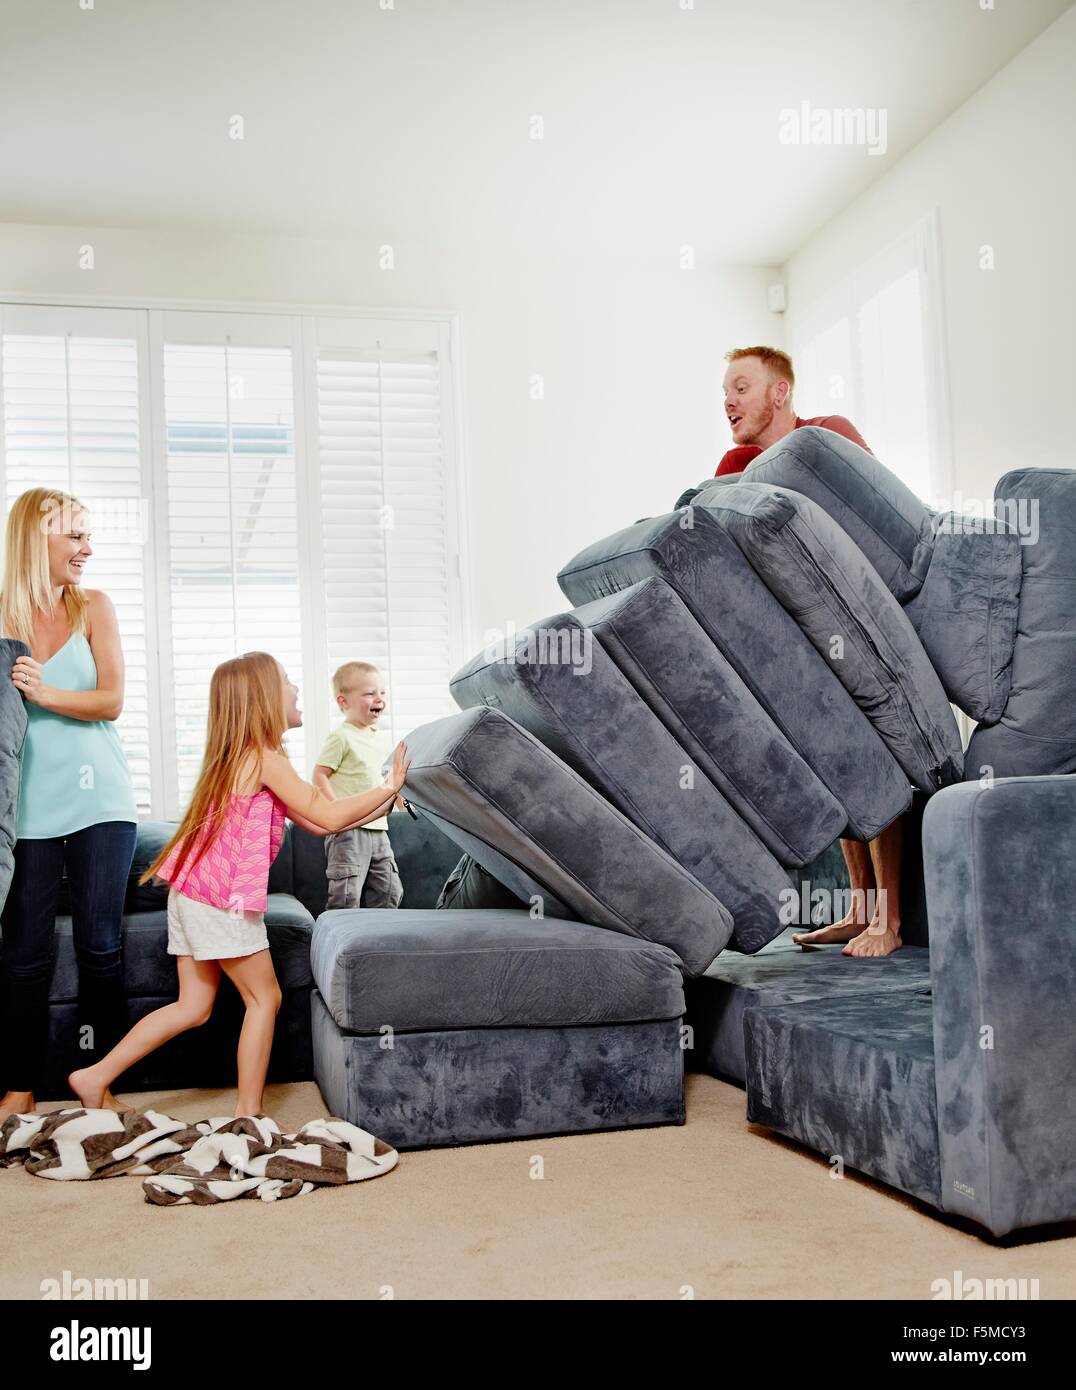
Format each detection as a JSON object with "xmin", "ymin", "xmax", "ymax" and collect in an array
[{"xmin": 313, "ymin": 662, "xmax": 403, "ymax": 910}]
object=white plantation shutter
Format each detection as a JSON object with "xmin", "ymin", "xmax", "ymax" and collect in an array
[
  {"xmin": 0, "ymin": 308, "xmax": 152, "ymax": 811},
  {"xmin": 162, "ymin": 339, "xmax": 306, "ymax": 806},
  {"xmin": 315, "ymin": 350, "xmax": 457, "ymax": 746},
  {"xmin": 0, "ymin": 301, "xmax": 467, "ymax": 818}
]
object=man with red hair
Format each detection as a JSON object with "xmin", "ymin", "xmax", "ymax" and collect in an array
[
  {"xmin": 716, "ymin": 345, "xmax": 870, "ymax": 475},
  {"xmin": 710, "ymin": 347, "xmax": 901, "ymax": 959}
]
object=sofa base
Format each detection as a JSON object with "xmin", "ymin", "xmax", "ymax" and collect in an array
[
  {"xmin": 311, "ymin": 989, "xmax": 685, "ymax": 1149},
  {"xmin": 745, "ymin": 987, "xmax": 942, "ymax": 1208}
]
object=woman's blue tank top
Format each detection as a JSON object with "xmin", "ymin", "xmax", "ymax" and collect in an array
[{"xmin": 17, "ymin": 631, "xmax": 138, "ymax": 839}]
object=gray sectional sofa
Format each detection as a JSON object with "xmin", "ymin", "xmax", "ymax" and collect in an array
[
  {"xmin": 310, "ymin": 428, "xmax": 1076, "ymax": 1239},
  {"xmin": 2, "ymin": 428, "xmax": 1071, "ymax": 1241}
]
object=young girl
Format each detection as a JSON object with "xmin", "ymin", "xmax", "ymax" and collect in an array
[{"xmin": 68, "ymin": 650, "xmax": 410, "ymax": 1119}]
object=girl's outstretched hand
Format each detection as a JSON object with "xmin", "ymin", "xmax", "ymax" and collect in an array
[{"xmin": 390, "ymin": 739, "xmax": 411, "ymax": 791}]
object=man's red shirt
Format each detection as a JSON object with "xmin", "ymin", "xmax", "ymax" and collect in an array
[{"xmin": 715, "ymin": 415, "xmax": 871, "ymax": 476}]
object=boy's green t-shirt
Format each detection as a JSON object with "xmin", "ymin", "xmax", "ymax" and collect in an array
[{"xmin": 315, "ymin": 722, "xmax": 392, "ymax": 831}]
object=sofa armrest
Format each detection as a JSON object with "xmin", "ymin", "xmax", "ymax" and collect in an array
[{"xmin": 924, "ymin": 775, "xmax": 1076, "ymax": 1236}]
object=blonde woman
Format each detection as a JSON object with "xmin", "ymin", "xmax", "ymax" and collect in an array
[
  {"xmin": 0, "ymin": 489, "xmax": 138, "ymax": 1124},
  {"xmin": 69, "ymin": 652, "xmax": 410, "ymax": 1118}
]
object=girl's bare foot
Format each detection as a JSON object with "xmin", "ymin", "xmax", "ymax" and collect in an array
[
  {"xmin": 792, "ymin": 910, "xmax": 866, "ymax": 947},
  {"xmin": 843, "ymin": 917, "xmax": 902, "ymax": 958},
  {"xmin": 101, "ymin": 1089, "xmax": 136, "ymax": 1115},
  {"xmin": 68, "ymin": 1067, "xmax": 107, "ymax": 1109},
  {"xmin": 0, "ymin": 1091, "xmax": 34, "ymax": 1126}
]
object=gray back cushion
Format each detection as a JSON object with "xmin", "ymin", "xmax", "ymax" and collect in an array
[
  {"xmin": 698, "ymin": 481, "xmax": 963, "ymax": 793},
  {"xmin": 903, "ymin": 514, "xmax": 1022, "ymax": 725},
  {"xmin": 965, "ymin": 468, "xmax": 1076, "ymax": 778},
  {"xmin": 451, "ymin": 611, "xmax": 793, "ymax": 953},
  {"xmin": 734, "ymin": 424, "xmax": 936, "ymax": 601},
  {"xmin": 400, "ymin": 706, "xmax": 734, "ymax": 975},
  {"xmin": 558, "ymin": 508, "xmax": 911, "ymax": 841},
  {"xmin": 564, "ymin": 578, "xmax": 847, "ymax": 867},
  {"xmin": 0, "ymin": 639, "xmax": 29, "ymax": 917}
]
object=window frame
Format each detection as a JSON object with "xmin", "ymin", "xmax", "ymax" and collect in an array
[
  {"xmin": 0, "ymin": 293, "xmax": 475, "ymax": 819},
  {"xmin": 788, "ymin": 209, "xmax": 955, "ymax": 504}
]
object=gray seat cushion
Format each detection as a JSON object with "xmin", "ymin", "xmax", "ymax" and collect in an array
[
  {"xmin": 904, "ymin": 514, "xmax": 1022, "ymax": 724},
  {"xmin": 686, "ymin": 927, "xmax": 930, "ymax": 1083},
  {"xmin": 311, "ymin": 908, "xmax": 686, "ymax": 1033},
  {"xmin": 745, "ymin": 986, "xmax": 941, "ymax": 1207},
  {"xmin": 696, "ymin": 480, "xmax": 963, "ymax": 792},
  {"xmin": 965, "ymin": 468, "xmax": 1076, "ymax": 778},
  {"xmin": 566, "ymin": 577, "xmax": 847, "ymax": 866},
  {"xmin": 399, "ymin": 706, "xmax": 733, "ymax": 975},
  {"xmin": 450, "ymin": 611, "xmax": 793, "ymax": 953},
  {"xmin": 558, "ymin": 508, "xmax": 911, "ymax": 840},
  {"xmin": 736, "ymin": 424, "xmax": 936, "ymax": 601},
  {"xmin": 33, "ymin": 896, "xmax": 317, "ymax": 1002}
]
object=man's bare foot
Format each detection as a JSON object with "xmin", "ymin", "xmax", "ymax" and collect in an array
[
  {"xmin": 68, "ymin": 1067, "xmax": 108, "ymax": 1109},
  {"xmin": 0, "ymin": 1091, "xmax": 34, "ymax": 1126},
  {"xmin": 843, "ymin": 921, "xmax": 902, "ymax": 958},
  {"xmin": 792, "ymin": 911, "xmax": 866, "ymax": 947}
]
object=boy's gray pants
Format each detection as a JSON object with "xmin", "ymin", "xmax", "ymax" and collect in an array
[{"xmin": 325, "ymin": 828, "xmax": 403, "ymax": 910}]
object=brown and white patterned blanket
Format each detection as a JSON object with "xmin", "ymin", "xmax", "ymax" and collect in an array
[{"xmin": 0, "ymin": 1108, "xmax": 398, "ymax": 1204}]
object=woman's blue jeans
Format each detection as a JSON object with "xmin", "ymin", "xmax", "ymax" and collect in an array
[{"xmin": 0, "ymin": 820, "xmax": 137, "ymax": 1093}]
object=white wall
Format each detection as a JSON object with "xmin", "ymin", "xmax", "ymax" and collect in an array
[
  {"xmin": 783, "ymin": 3, "xmax": 1076, "ymax": 509},
  {"xmin": 0, "ymin": 223, "xmax": 779, "ymax": 644}
]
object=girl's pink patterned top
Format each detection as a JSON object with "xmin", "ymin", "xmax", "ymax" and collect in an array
[{"xmin": 156, "ymin": 789, "xmax": 287, "ymax": 912}]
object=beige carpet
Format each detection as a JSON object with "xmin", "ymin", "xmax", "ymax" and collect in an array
[{"xmin": 3, "ymin": 1073, "xmax": 1073, "ymax": 1301}]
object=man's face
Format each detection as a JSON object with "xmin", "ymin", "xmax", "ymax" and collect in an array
[{"xmin": 722, "ymin": 357, "xmax": 786, "ymax": 445}]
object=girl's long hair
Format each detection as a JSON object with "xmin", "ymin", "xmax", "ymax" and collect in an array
[
  {"xmin": 142, "ymin": 651, "xmax": 289, "ymax": 885},
  {"xmin": 1, "ymin": 488, "xmax": 91, "ymax": 645}
]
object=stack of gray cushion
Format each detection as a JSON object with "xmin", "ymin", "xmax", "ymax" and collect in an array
[{"xmin": 310, "ymin": 424, "xmax": 1076, "ymax": 1238}]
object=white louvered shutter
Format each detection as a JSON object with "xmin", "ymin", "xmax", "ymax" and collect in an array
[
  {"xmin": 0, "ymin": 312, "xmax": 151, "ymax": 811},
  {"xmin": 162, "ymin": 340, "xmax": 306, "ymax": 806},
  {"xmin": 314, "ymin": 346, "xmax": 458, "ymax": 749}
]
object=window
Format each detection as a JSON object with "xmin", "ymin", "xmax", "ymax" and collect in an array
[
  {"xmin": 0, "ymin": 306, "xmax": 152, "ymax": 810},
  {"xmin": 0, "ymin": 301, "xmax": 468, "ymax": 819},
  {"xmin": 789, "ymin": 211, "xmax": 952, "ymax": 502}
]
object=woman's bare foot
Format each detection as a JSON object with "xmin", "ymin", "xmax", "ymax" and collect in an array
[
  {"xmin": 792, "ymin": 911, "xmax": 866, "ymax": 947},
  {"xmin": 0, "ymin": 1091, "xmax": 34, "ymax": 1126},
  {"xmin": 843, "ymin": 918, "xmax": 902, "ymax": 958},
  {"xmin": 68, "ymin": 1067, "xmax": 108, "ymax": 1109}
]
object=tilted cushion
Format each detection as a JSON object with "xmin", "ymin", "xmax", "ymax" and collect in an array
[
  {"xmin": 904, "ymin": 513, "xmax": 1022, "ymax": 724},
  {"xmin": 734, "ymin": 424, "xmax": 936, "ymax": 601},
  {"xmin": 437, "ymin": 853, "xmax": 526, "ymax": 910},
  {"xmin": 450, "ymin": 612, "xmax": 793, "ymax": 952},
  {"xmin": 311, "ymin": 908, "xmax": 686, "ymax": 1032},
  {"xmin": 562, "ymin": 578, "xmax": 846, "ymax": 867},
  {"xmin": 698, "ymin": 481, "xmax": 963, "ymax": 792},
  {"xmin": 965, "ymin": 468, "xmax": 1076, "ymax": 778},
  {"xmin": 399, "ymin": 706, "xmax": 733, "ymax": 975},
  {"xmin": 0, "ymin": 639, "xmax": 29, "ymax": 919},
  {"xmin": 558, "ymin": 508, "xmax": 911, "ymax": 839}
]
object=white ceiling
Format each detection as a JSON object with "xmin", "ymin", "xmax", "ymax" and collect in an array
[{"xmin": 0, "ymin": 0, "xmax": 1070, "ymax": 264}]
